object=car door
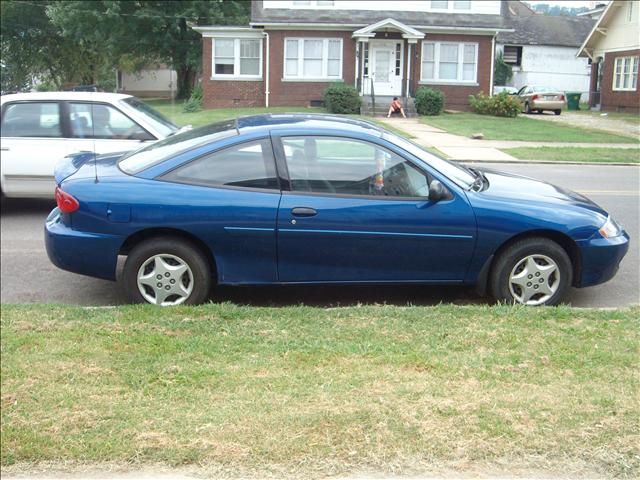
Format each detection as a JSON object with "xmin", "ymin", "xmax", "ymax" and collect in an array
[
  {"xmin": 273, "ymin": 135, "xmax": 476, "ymax": 283},
  {"xmin": 66, "ymin": 102, "xmax": 156, "ymax": 156},
  {"xmin": 0, "ymin": 101, "xmax": 70, "ymax": 197},
  {"xmin": 157, "ymin": 137, "xmax": 281, "ymax": 284}
]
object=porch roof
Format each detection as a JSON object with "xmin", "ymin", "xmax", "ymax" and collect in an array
[{"xmin": 352, "ymin": 18, "xmax": 425, "ymax": 41}]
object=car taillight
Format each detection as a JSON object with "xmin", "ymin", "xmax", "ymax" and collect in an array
[
  {"xmin": 55, "ymin": 186, "xmax": 80, "ymax": 213},
  {"xmin": 559, "ymin": 95, "xmax": 565, "ymax": 101},
  {"xmin": 531, "ymin": 94, "xmax": 539, "ymax": 101}
]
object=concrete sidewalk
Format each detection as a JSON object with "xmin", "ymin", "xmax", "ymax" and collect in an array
[{"xmin": 378, "ymin": 117, "xmax": 640, "ymax": 162}]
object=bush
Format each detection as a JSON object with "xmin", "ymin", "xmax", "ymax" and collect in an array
[
  {"xmin": 494, "ymin": 51, "xmax": 513, "ymax": 87},
  {"xmin": 324, "ymin": 84, "xmax": 361, "ymax": 114},
  {"xmin": 469, "ymin": 91, "xmax": 520, "ymax": 118},
  {"xmin": 415, "ymin": 87, "xmax": 445, "ymax": 116},
  {"xmin": 183, "ymin": 83, "xmax": 203, "ymax": 112}
]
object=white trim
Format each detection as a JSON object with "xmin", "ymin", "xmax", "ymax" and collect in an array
[
  {"xmin": 420, "ymin": 41, "xmax": 479, "ymax": 84},
  {"xmin": 489, "ymin": 34, "xmax": 495, "ymax": 96},
  {"xmin": 352, "ymin": 18, "xmax": 425, "ymax": 40},
  {"xmin": 612, "ymin": 56, "xmax": 639, "ymax": 91},
  {"xmin": 194, "ymin": 27, "xmax": 264, "ymax": 38},
  {"xmin": 419, "ymin": 81, "xmax": 479, "ymax": 86},
  {"xmin": 281, "ymin": 78, "xmax": 344, "ymax": 82},
  {"xmin": 249, "ymin": 22, "xmax": 511, "ymax": 34},
  {"xmin": 576, "ymin": 1, "xmax": 615, "ymax": 58},
  {"xmin": 282, "ymin": 37, "xmax": 343, "ymax": 80},
  {"xmin": 211, "ymin": 38, "xmax": 263, "ymax": 80}
]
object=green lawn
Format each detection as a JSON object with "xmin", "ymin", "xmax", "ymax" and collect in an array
[
  {"xmin": 420, "ymin": 112, "xmax": 639, "ymax": 143},
  {"xmin": 504, "ymin": 147, "xmax": 640, "ymax": 164},
  {"xmin": 2, "ymin": 304, "xmax": 638, "ymax": 478}
]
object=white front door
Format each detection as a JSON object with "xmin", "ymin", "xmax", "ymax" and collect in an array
[{"xmin": 371, "ymin": 41, "xmax": 403, "ymax": 96}]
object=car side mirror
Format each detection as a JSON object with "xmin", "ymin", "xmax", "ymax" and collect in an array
[{"xmin": 428, "ymin": 180, "xmax": 451, "ymax": 202}]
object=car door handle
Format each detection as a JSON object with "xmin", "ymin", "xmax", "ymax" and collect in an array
[{"xmin": 291, "ymin": 207, "xmax": 317, "ymax": 217}]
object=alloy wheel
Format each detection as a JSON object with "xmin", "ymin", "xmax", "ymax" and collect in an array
[
  {"xmin": 508, "ymin": 254, "xmax": 560, "ymax": 305},
  {"xmin": 136, "ymin": 253, "xmax": 194, "ymax": 305}
]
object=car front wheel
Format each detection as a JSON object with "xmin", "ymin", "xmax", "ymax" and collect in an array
[
  {"xmin": 123, "ymin": 237, "xmax": 212, "ymax": 306},
  {"xmin": 490, "ymin": 237, "xmax": 572, "ymax": 306},
  {"xmin": 524, "ymin": 102, "xmax": 533, "ymax": 114}
]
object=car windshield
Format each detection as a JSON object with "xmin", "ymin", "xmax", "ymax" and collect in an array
[
  {"xmin": 382, "ymin": 131, "xmax": 476, "ymax": 189},
  {"xmin": 119, "ymin": 120, "xmax": 238, "ymax": 174},
  {"xmin": 121, "ymin": 97, "xmax": 179, "ymax": 137}
]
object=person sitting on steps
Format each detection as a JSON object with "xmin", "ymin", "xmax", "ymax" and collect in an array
[{"xmin": 387, "ymin": 97, "xmax": 406, "ymax": 118}]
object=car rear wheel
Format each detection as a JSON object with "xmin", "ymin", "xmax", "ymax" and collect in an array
[
  {"xmin": 490, "ymin": 237, "xmax": 572, "ymax": 306},
  {"xmin": 123, "ymin": 237, "xmax": 211, "ymax": 306},
  {"xmin": 554, "ymin": 109, "xmax": 561, "ymax": 116}
]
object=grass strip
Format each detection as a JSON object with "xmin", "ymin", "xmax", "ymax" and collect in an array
[
  {"xmin": 2, "ymin": 304, "xmax": 638, "ymax": 478},
  {"xmin": 420, "ymin": 113, "xmax": 639, "ymax": 143},
  {"xmin": 503, "ymin": 147, "xmax": 640, "ymax": 164}
]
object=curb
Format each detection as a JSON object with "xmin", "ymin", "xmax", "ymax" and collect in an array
[{"xmin": 457, "ymin": 159, "xmax": 640, "ymax": 167}]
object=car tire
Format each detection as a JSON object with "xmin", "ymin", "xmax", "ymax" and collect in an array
[
  {"xmin": 123, "ymin": 237, "xmax": 212, "ymax": 306},
  {"xmin": 554, "ymin": 109, "xmax": 561, "ymax": 116},
  {"xmin": 525, "ymin": 102, "xmax": 532, "ymax": 114},
  {"xmin": 490, "ymin": 237, "xmax": 572, "ymax": 306}
]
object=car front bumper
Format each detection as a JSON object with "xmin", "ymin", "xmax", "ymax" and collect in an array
[
  {"xmin": 45, "ymin": 208, "xmax": 122, "ymax": 281},
  {"xmin": 576, "ymin": 231, "xmax": 630, "ymax": 288}
]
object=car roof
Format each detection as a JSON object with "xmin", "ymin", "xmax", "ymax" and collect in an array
[
  {"xmin": 235, "ymin": 113, "xmax": 384, "ymax": 137},
  {"xmin": 0, "ymin": 91, "xmax": 133, "ymax": 104}
]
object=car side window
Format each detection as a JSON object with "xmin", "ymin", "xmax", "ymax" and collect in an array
[
  {"xmin": 69, "ymin": 103, "xmax": 154, "ymax": 141},
  {"xmin": 1, "ymin": 102, "xmax": 62, "ymax": 138},
  {"xmin": 161, "ymin": 138, "xmax": 279, "ymax": 190},
  {"xmin": 281, "ymin": 136, "xmax": 431, "ymax": 198}
]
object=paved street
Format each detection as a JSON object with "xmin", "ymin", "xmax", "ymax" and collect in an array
[{"xmin": 1, "ymin": 163, "xmax": 638, "ymax": 307}]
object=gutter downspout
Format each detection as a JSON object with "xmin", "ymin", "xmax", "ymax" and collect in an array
[
  {"xmin": 263, "ymin": 31, "xmax": 270, "ymax": 107},
  {"xmin": 489, "ymin": 32, "xmax": 496, "ymax": 96}
]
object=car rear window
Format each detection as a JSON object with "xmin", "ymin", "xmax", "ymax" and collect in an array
[{"xmin": 118, "ymin": 120, "xmax": 238, "ymax": 174}]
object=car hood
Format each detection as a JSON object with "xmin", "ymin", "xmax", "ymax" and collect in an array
[{"xmin": 477, "ymin": 168, "xmax": 607, "ymax": 217}]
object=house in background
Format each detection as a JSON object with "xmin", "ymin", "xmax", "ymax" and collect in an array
[
  {"xmin": 116, "ymin": 65, "xmax": 177, "ymax": 98},
  {"xmin": 577, "ymin": 3, "xmax": 607, "ymax": 20},
  {"xmin": 497, "ymin": 2, "xmax": 595, "ymax": 101},
  {"xmin": 192, "ymin": 0, "xmax": 514, "ymax": 111},
  {"xmin": 578, "ymin": 0, "xmax": 640, "ymax": 113}
]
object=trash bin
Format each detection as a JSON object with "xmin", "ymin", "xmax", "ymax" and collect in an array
[{"xmin": 566, "ymin": 92, "xmax": 581, "ymax": 110}]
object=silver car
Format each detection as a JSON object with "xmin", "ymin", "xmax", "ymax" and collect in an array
[{"xmin": 516, "ymin": 85, "xmax": 566, "ymax": 115}]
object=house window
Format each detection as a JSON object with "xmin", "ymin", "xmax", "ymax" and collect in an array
[
  {"xmin": 503, "ymin": 45, "xmax": 523, "ymax": 66},
  {"xmin": 363, "ymin": 43, "xmax": 369, "ymax": 76},
  {"xmin": 628, "ymin": 1, "xmax": 634, "ymax": 22},
  {"xmin": 421, "ymin": 41, "xmax": 478, "ymax": 83},
  {"xmin": 395, "ymin": 43, "xmax": 401, "ymax": 76},
  {"xmin": 431, "ymin": 1, "xmax": 449, "ymax": 8},
  {"xmin": 292, "ymin": 0, "xmax": 334, "ymax": 5},
  {"xmin": 284, "ymin": 38, "xmax": 343, "ymax": 80},
  {"xmin": 453, "ymin": 1, "xmax": 471, "ymax": 9},
  {"xmin": 212, "ymin": 38, "xmax": 262, "ymax": 78},
  {"xmin": 613, "ymin": 56, "xmax": 639, "ymax": 91}
]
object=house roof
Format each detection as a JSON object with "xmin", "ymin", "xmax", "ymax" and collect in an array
[
  {"xmin": 250, "ymin": 0, "xmax": 509, "ymax": 31},
  {"xmin": 577, "ymin": 1, "xmax": 621, "ymax": 58},
  {"xmin": 499, "ymin": 10, "xmax": 595, "ymax": 48}
]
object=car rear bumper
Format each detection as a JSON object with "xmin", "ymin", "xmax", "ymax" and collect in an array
[
  {"xmin": 45, "ymin": 208, "xmax": 122, "ymax": 281},
  {"xmin": 531, "ymin": 100, "xmax": 564, "ymax": 110},
  {"xmin": 576, "ymin": 232, "xmax": 630, "ymax": 288}
]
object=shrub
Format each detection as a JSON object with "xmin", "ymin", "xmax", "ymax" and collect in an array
[
  {"xmin": 183, "ymin": 83, "xmax": 203, "ymax": 112},
  {"xmin": 415, "ymin": 87, "xmax": 445, "ymax": 116},
  {"xmin": 469, "ymin": 91, "xmax": 520, "ymax": 118},
  {"xmin": 494, "ymin": 51, "xmax": 513, "ymax": 86},
  {"xmin": 324, "ymin": 84, "xmax": 361, "ymax": 114}
]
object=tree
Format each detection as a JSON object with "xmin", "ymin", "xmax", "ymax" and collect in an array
[
  {"xmin": 0, "ymin": 0, "xmax": 105, "ymax": 91},
  {"xmin": 47, "ymin": 1, "xmax": 250, "ymax": 99},
  {"xmin": 493, "ymin": 51, "xmax": 513, "ymax": 87}
]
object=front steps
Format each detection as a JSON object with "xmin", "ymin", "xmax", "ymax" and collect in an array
[{"xmin": 360, "ymin": 95, "xmax": 417, "ymax": 117}]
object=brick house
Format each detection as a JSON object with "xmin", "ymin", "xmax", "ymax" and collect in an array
[
  {"xmin": 192, "ymin": 0, "xmax": 514, "ymax": 111},
  {"xmin": 577, "ymin": 0, "xmax": 640, "ymax": 113}
]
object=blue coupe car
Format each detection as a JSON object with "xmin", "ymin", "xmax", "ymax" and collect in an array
[{"xmin": 45, "ymin": 114, "xmax": 629, "ymax": 306}]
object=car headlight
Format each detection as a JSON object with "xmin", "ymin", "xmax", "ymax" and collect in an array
[{"xmin": 599, "ymin": 216, "xmax": 622, "ymax": 239}]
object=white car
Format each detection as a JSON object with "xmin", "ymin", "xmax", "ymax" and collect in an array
[{"xmin": 0, "ymin": 92, "xmax": 180, "ymax": 198}]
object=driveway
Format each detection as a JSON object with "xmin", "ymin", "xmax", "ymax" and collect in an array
[
  {"xmin": 1, "ymin": 163, "xmax": 637, "ymax": 308},
  {"xmin": 525, "ymin": 110, "xmax": 640, "ymax": 139}
]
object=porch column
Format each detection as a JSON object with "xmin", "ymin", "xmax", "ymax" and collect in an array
[{"xmin": 405, "ymin": 39, "xmax": 417, "ymax": 98}]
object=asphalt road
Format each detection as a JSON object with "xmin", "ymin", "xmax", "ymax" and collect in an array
[{"xmin": 1, "ymin": 162, "xmax": 638, "ymax": 307}]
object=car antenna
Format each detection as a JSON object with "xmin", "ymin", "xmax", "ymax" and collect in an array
[{"xmin": 91, "ymin": 102, "xmax": 99, "ymax": 183}]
